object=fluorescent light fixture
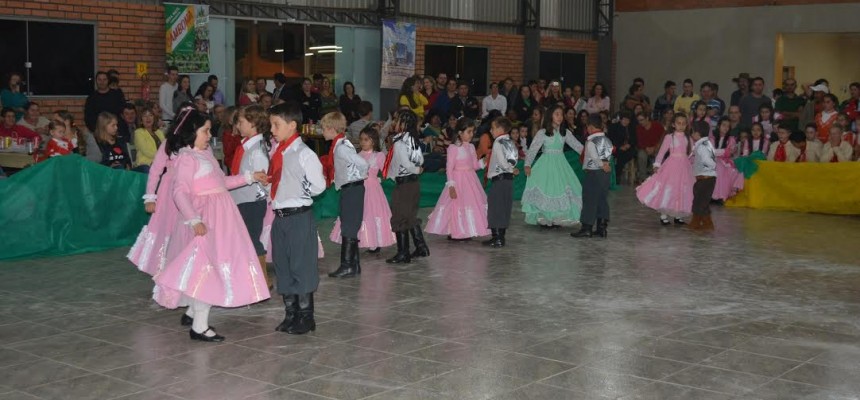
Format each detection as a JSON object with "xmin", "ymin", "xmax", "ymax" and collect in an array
[
  {"xmin": 305, "ymin": 52, "xmax": 314, "ymax": 56},
  {"xmin": 317, "ymin": 49, "xmax": 338, "ymax": 53},
  {"xmin": 308, "ymin": 45, "xmax": 341, "ymax": 50},
  {"xmin": 274, "ymin": 49, "xmax": 284, "ymax": 53},
  {"xmin": 456, "ymin": 45, "xmax": 464, "ymax": 48}
]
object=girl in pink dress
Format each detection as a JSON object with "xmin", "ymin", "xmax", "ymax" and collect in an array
[
  {"xmin": 426, "ymin": 118, "xmax": 491, "ymax": 240},
  {"xmin": 127, "ymin": 141, "xmax": 177, "ymax": 276},
  {"xmin": 710, "ymin": 117, "xmax": 743, "ymax": 201},
  {"xmin": 635, "ymin": 113, "xmax": 695, "ymax": 225},
  {"xmin": 330, "ymin": 127, "xmax": 396, "ymax": 251},
  {"xmin": 152, "ymin": 108, "xmax": 270, "ymax": 342}
]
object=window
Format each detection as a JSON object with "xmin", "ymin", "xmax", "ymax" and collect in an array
[
  {"xmin": 424, "ymin": 45, "xmax": 489, "ymax": 96},
  {"xmin": 539, "ymin": 51, "xmax": 586, "ymax": 89},
  {"xmin": 0, "ymin": 19, "xmax": 95, "ymax": 96}
]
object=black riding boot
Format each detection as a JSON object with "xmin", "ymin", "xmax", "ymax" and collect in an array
[
  {"xmin": 386, "ymin": 231, "xmax": 411, "ymax": 264},
  {"xmin": 491, "ymin": 228, "xmax": 506, "ymax": 248},
  {"xmin": 409, "ymin": 225, "xmax": 430, "ymax": 258},
  {"xmin": 275, "ymin": 294, "xmax": 298, "ymax": 332},
  {"xmin": 482, "ymin": 229, "xmax": 499, "ymax": 246},
  {"xmin": 329, "ymin": 237, "xmax": 360, "ymax": 278},
  {"xmin": 594, "ymin": 219, "xmax": 608, "ymax": 238},
  {"xmin": 286, "ymin": 293, "xmax": 315, "ymax": 335},
  {"xmin": 571, "ymin": 224, "xmax": 593, "ymax": 238}
]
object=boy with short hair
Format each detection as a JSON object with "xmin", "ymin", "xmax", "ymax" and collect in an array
[
  {"xmin": 689, "ymin": 126, "xmax": 717, "ymax": 231},
  {"xmin": 268, "ymin": 102, "xmax": 326, "ymax": 335},
  {"xmin": 483, "ymin": 117, "xmax": 519, "ymax": 248},
  {"xmin": 767, "ymin": 125, "xmax": 800, "ymax": 162},
  {"xmin": 573, "ymin": 114, "xmax": 614, "ymax": 238},
  {"xmin": 320, "ymin": 111, "xmax": 369, "ymax": 278}
]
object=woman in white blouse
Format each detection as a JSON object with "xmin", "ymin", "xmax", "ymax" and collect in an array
[{"xmin": 586, "ymin": 82, "xmax": 611, "ymax": 114}]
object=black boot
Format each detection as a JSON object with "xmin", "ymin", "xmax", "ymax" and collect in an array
[
  {"xmin": 491, "ymin": 228, "xmax": 506, "ymax": 248},
  {"xmin": 482, "ymin": 229, "xmax": 499, "ymax": 246},
  {"xmin": 386, "ymin": 231, "xmax": 411, "ymax": 264},
  {"xmin": 409, "ymin": 225, "xmax": 430, "ymax": 258},
  {"xmin": 286, "ymin": 293, "xmax": 316, "ymax": 335},
  {"xmin": 366, "ymin": 247, "xmax": 380, "ymax": 254},
  {"xmin": 594, "ymin": 219, "xmax": 608, "ymax": 238},
  {"xmin": 329, "ymin": 238, "xmax": 359, "ymax": 278},
  {"xmin": 571, "ymin": 224, "xmax": 593, "ymax": 238},
  {"xmin": 275, "ymin": 294, "xmax": 298, "ymax": 332},
  {"xmin": 354, "ymin": 239, "xmax": 361, "ymax": 275}
]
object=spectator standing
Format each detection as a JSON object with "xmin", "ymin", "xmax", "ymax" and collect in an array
[
  {"xmin": 16, "ymin": 101, "xmax": 50, "ymax": 140},
  {"xmin": 839, "ymin": 82, "xmax": 859, "ymax": 121},
  {"xmin": 84, "ymin": 71, "xmax": 125, "ymax": 133},
  {"xmin": 543, "ymin": 81, "xmax": 564, "ymax": 107},
  {"xmin": 739, "ymin": 77, "xmax": 772, "ymax": 127},
  {"xmin": 339, "ymin": 81, "xmax": 362, "ymax": 124},
  {"xmin": 511, "ymin": 85, "xmax": 535, "ymax": 123},
  {"xmin": 238, "ymin": 80, "xmax": 259, "ymax": 106},
  {"xmin": 621, "ymin": 83, "xmax": 651, "ymax": 116},
  {"xmin": 774, "ymin": 78, "xmax": 806, "ymax": 131},
  {"xmin": 585, "ymin": 83, "xmax": 611, "ymax": 114},
  {"xmin": 565, "ymin": 85, "xmax": 587, "ymax": 113},
  {"xmin": 815, "ymin": 94, "xmax": 840, "ymax": 143},
  {"xmin": 482, "ymin": 82, "xmax": 507, "ymax": 118},
  {"xmin": 607, "ymin": 111, "xmax": 637, "ymax": 182},
  {"xmin": 1, "ymin": 73, "xmax": 28, "ymax": 119},
  {"xmin": 299, "ymin": 78, "xmax": 322, "ymax": 123},
  {"xmin": 434, "ymin": 72, "xmax": 448, "ymax": 93},
  {"xmin": 499, "ymin": 77, "xmax": 516, "ymax": 101},
  {"xmin": 255, "ymin": 77, "xmax": 270, "ymax": 97},
  {"xmin": 431, "ymin": 79, "xmax": 457, "ymax": 118},
  {"xmin": 172, "ymin": 75, "xmax": 193, "ymax": 115},
  {"xmin": 730, "ymin": 73, "xmax": 751, "ymax": 107},
  {"xmin": 319, "ymin": 78, "xmax": 339, "ymax": 115},
  {"xmin": 421, "ymin": 76, "xmax": 438, "ymax": 111},
  {"xmin": 195, "ymin": 83, "xmax": 216, "ymax": 113},
  {"xmin": 673, "ymin": 79, "xmax": 700, "ymax": 115},
  {"xmin": 272, "ymin": 73, "xmax": 289, "ymax": 105},
  {"xmin": 347, "ymin": 101, "xmax": 374, "ymax": 145},
  {"xmin": 652, "ymin": 81, "xmax": 677, "ymax": 121},
  {"xmin": 159, "ymin": 66, "xmax": 179, "ymax": 122},
  {"xmin": 208, "ymin": 75, "xmax": 225, "ymax": 106}
]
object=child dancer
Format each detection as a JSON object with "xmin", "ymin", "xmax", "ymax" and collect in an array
[
  {"xmin": 268, "ymin": 103, "xmax": 326, "ymax": 335},
  {"xmin": 636, "ymin": 113, "xmax": 695, "ymax": 225},
  {"xmin": 426, "ymin": 117, "xmax": 490, "ymax": 241},
  {"xmin": 384, "ymin": 110, "xmax": 427, "ymax": 264},
  {"xmin": 689, "ymin": 126, "xmax": 717, "ymax": 231},
  {"xmin": 710, "ymin": 117, "xmax": 743, "ymax": 202},
  {"xmin": 321, "ymin": 112, "xmax": 369, "ymax": 278},
  {"xmin": 767, "ymin": 125, "xmax": 800, "ymax": 162},
  {"xmin": 153, "ymin": 108, "xmax": 270, "ymax": 342},
  {"xmin": 572, "ymin": 114, "xmax": 614, "ymax": 238},
  {"xmin": 39, "ymin": 122, "xmax": 73, "ymax": 161},
  {"xmin": 230, "ymin": 105, "xmax": 274, "ymax": 288},
  {"xmin": 799, "ymin": 123, "xmax": 822, "ymax": 162},
  {"xmin": 330, "ymin": 127, "xmax": 396, "ymax": 253},
  {"xmin": 522, "ymin": 104, "xmax": 584, "ymax": 228},
  {"xmin": 127, "ymin": 140, "xmax": 177, "ymax": 277},
  {"xmin": 484, "ymin": 117, "xmax": 519, "ymax": 247}
]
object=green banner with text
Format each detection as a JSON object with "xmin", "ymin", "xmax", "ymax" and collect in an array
[{"xmin": 164, "ymin": 3, "xmax": 210, "ymax": 73}]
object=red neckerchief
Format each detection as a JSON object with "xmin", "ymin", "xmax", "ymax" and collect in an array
[
  {"xmin": 231, "ymin": 137, "xmax": 249, "ymax": 175},
  {"xmin": 382, "ymin": 133, "xmax": 403, "ymax": 179},
  {"xmin": 267, "ymin": 134, "xmax": 300, "ymax": 199},
  {"xmin": 324, "ymin": 133, "xmax": 344, "ymax": 186},
  {"xmin": 774, "ymin": 141, "xmax": 787, "ymax": 162}
]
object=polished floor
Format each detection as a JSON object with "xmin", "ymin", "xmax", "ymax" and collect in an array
[{"xmin": 1, "ymin": 188, "xmax": 860, "ymax": 400}]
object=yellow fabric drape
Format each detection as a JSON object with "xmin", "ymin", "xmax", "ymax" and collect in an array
[{"xmin": 726, "ymin": 160, "xmax": 860, "ymax": 215}]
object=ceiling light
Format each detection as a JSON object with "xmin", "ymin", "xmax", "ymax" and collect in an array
[
  {"xmin": 317, "ymin": 49, "xmax": 338, "ymax": 53},
  {"xmin": 274, "ymin": 49, "xmax": 284, "ymax": 53},
  {"xmin": 305, "ymin": 52, "xmax": 314, "ymax": 56},
  {"xmin": 456, "ymin": 45, "xmax": 464, "ymax": 48},
  {"xmin": 309, "ymin": 45, "xmax": 341, "ymax": 50}
]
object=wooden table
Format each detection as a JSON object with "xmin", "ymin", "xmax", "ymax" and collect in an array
[{"xmin": 0, "ymin": 151, "xmax": 34, "ymax": 169}]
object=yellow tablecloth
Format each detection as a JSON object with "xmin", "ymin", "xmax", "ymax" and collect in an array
[{"xmin": 726, "ymin": 160, "xmax": 860, "ymax": 215}]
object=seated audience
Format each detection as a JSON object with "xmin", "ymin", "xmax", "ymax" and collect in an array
[
  {"xmin": 133, "ymin": 107, "xmax": 166, "ymax": 172},
  {"xmin": 819, "ymin": 125, "xmax": 854, "ymax": 162},
  {"xmin": 767, "ymin": 125, "xmax": 800, "ymax": 162}
]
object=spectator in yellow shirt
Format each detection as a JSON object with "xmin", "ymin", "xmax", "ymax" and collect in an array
[
  {"xmin": 399, "ymin": 77, "xmax": 429, "ymax": 119},
  {"xmin": 133, "ymin": 107, "xmax": 166, "ymax": 172},
  {"xmin": 674, "ymin": 78, "xmax": 701, "ymax": 115}
]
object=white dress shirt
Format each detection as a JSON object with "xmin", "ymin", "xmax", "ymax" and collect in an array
[
  {"xmin": 481, "ymin": 94, "xmax": 507, "ymax": 118},
  {"xmin": 159, "ymin": 82, "xmax": 177, "ymax": 121},
  {"xmin": 487, "ymin": 134, "xmax": 517, "ymax": 179},
  {"xmin": 272, "ymin": 138, "xmax": 326, "ymax": 209},
  {"xmin": 386, "ymin": 132, "xmax": 423, "ymax": 179},
  {"xmin": 692, "ymin": 137, "xmax": 717, "ymax": 177},
  {"xmin": 583, "ymin": 132, "xmax": 614, "ymax": 170},
  {"xmin": 333, "ymin": 137, "xmax": 369, "ymax": 189},
  {"xmin": 230, "ymin": 135, "xmax": 271, "ymax": 204}
]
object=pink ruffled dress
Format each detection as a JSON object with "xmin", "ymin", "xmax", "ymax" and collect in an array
[
  {"xmin": 635, "ymin": 132, "xmax": 695, "ymax": 218},
  {"xmin": 330, "ymin": 150, "xmax": 396, "ymax": 248},
  {"xmin": 425, "ymin": 143, "xmax": 491, "ymax": 239},
  {"xmin": 153, "ymin": 148, "xmax": 270, "ymax": 309},
  {"xmin": 710, "ymin": 134, "xmax": 744, "ymax": 200},
  {"xmin": 127, "ymin": 142, "xmax": 177, "ymax": 276}
]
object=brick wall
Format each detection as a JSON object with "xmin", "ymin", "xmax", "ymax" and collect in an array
[
  {"xmin": 2, "ymin": 0, "xmax": 165, "ymax": 127},
  {"xmin": 415, "ymin": 26, "xmax": 599, "ymax": 89},
  {"xmin": 617, "ymin": 0, "xmax": 860, "ymax": 12}
]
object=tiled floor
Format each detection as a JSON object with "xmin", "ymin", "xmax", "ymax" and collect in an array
[{"xmin": 2, "ymin": 187, "xmax": 860, "ymax": 400}]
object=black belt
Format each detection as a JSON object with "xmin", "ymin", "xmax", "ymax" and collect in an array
[
  {"xmin": 273, "ymin": 205, "xmax": 312, "ymax": 218},
  {"xmin": 395, "ymin": 174, "xmax": 419, "ymax": 184},
  {"xmin": 491, "ymin": 173, "xmax": 513, "ymax": 182},
  {"xmin": 340, "ymin": 179, "xmax": 365, "ymax": 189}
]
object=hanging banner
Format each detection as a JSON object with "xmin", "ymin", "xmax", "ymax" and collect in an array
[
  {"xmin": 381, "ymin": 19, "xmax": 416, "ymax": 89},
  {"xmin": 164, "ymin": 3, "xmax": 210, "ymax": 73}
]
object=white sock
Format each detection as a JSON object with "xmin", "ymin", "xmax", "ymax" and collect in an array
[
  {"xmin": 191, "ymin": 300, "xmax": 214, "ymax": 337},
  {"xmin": 184, "ymin": 307, "xmax": 194, "ymax": 318},
  {"xmin": 660, "ymin": 214, "xmax": 668, "ymax": 220}
]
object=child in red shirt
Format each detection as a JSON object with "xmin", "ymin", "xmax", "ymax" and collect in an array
[{"xmin": 39, "ymin": 122, "xmax": 73, "ymax": 162}]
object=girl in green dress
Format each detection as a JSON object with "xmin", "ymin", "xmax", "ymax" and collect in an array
[{"xmin": 522, "ymin": 105, "xmax": 584, "ymax": 227}]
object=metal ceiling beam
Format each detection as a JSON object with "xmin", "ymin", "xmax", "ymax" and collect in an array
[
  {"xmin": 170, "ymin": 0, "xmax": 383, "ymax": 27},
  {"xmin": 595, "ymin": 0, "xmax": 613, "ymax": 38}
]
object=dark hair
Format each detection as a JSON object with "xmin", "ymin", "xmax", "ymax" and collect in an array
[
  {"xmin": 752, "ymin": 77, "xmax": 765, "ymax": 85},
  {"xmin": 24, "ymin": 101, "xmax": 39, "ymax": 111},
  {"xmin": 804, "ymin": 122, "xmax": 818, "ymax": 131},
  {"xmin": 357, "ymin": 101, "xmax": 373, "ymax": 117},
  {"xmin": 54, "ymin": 109, "xmax": 74, "ymax": 124},
  {"xmin": 395, "ymin": 109, "xmax": 418, "ymax": 135},
  {"xmin": 542, "ymin": 104, "xmax": 565, "ymax": 136},
  {"xmin": 273, "ymin": 73, "xmax": 287, "ymax": 84},
  {"xmin": 683, "ymin": 78, "xmax": 693, "ymax": 85},
  {"xmin": 167, "ymin": 65, "xmax": 179, "ymax": 73},
  {"xmin": 359, "ymin": 126, "xmax": 381, "ymax": 152},
  {"xmin": 108, "ymin": 75, "xmax": 119, "ymax": 86},
  {"xmin": 813, "ymin": 78, "xmax": 828, "ymax": 87},
  {"xmin": 823, "ymin": 93, "xmax": 839, "ymax": 105},
  {"xmin": 177, "ymin": 75, "xmax": 191, "ymax": 96},
  {"xmin": 95, "ymin": 71, "xmax": 108, "ymax": 79},
  {"xmin": 492, "ymin": 116, "xmax": 512, "ymax": 132},
  {"xmin": 712, "ymin": 117, "xmax": 731, "ymax": 148},
  {"xmin": 628, "ymin": 84, "xmax": 640, "ymax": 96},
  {"xmin": 239, "ymin": 105, "xmax": 272, "ymax": 153},
  {"xmin": 590, "ymin": 82, "xmax": 606, "ymax": 98},
  {"xmin": 849, "ymin": 82, "xmax": 860, "ymax": 90},
  {"xmin": 757, "ymin": 103, "xmax": 776, "ymax": 123},
  {"xmin": 586, "ymin": 114, "xmax": 604, "ymax": 131},
  {"xmin": 342, "ymin": 81, "xmax": 355, "ymax": 94},
  {"xmin": 1, "ymin": 107, "xmax": 13, "ymax": 117},
  {"xmin": 399, "ymin": 77, "xmax": 418, "ymax": 109},
  {"xmin": 633, "ymin": 77, "xmax": 645, "ymax": 85},
  {"xmin": 664, "ymin": 80, "xmax": 676, "ymax": 89},
  {"xmin": 269, "ymin": 101, "xmax": 303, "ymax": 125},
  {"xmin": 48, "ymin": 120, "xmax": 62, "ymax": 132},
  {"xmin": 619, "ymin": 110, "xmax": 633, "ymax": 121},
  {"xmin": 121, "ymin": 102, "xmax": 136, "ymax": 113},
  {"xmin": 165, "ymin": 107, "xmax": 210, "ymax": 155}
]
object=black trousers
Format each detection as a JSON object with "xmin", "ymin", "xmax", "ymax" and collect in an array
[
  {"xmin": 237, "ymin": 200, "xmax": 267, "ymax": 256},
  {"xmin": 693, "ymin": 176, "xmax": 716, "ymax": 216},
  {"xmin": 487, "ymin": 178, "xmax": 514, "ymax": 229},
  {"xmin": 581, "ymin": 169, "xmax": 611, "ymax": 226},
  {"xmin": 271, "ymin": 210, "xmax": 319, "ymax": 295},
  {"xmin": 339, "ymin": 183, "xmax": 365, "ymax": 239},
  {"xmin": 390, "ymin": 179, "xmax": 420, "ymax": 232}
]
